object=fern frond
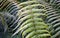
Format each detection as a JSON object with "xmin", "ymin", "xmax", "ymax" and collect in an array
[{"xmin": 12, "ymin": 1, "xmax": 51, "ymax": 38}]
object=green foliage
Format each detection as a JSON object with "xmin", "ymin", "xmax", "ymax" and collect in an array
[
  {"xmin": 12, "ymin": 0, "xmax": 51, "ymax": 38},
  {"xmin": 0, "ymin": 0, "xmax": 60, "ymax": 38}
]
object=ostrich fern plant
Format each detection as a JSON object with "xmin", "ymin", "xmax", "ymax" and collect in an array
[{"xmin": 0, "ymin": 0, "xmax": 60, "ymax": 38}]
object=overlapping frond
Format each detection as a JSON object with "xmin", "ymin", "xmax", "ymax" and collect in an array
[
  {"xmin": 1, "ymin": 0, "xmax": 60, "ymax": 38},
  {"xmin": 12, "ymin": 0, "xmax": 51, "ymax": 38}
]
